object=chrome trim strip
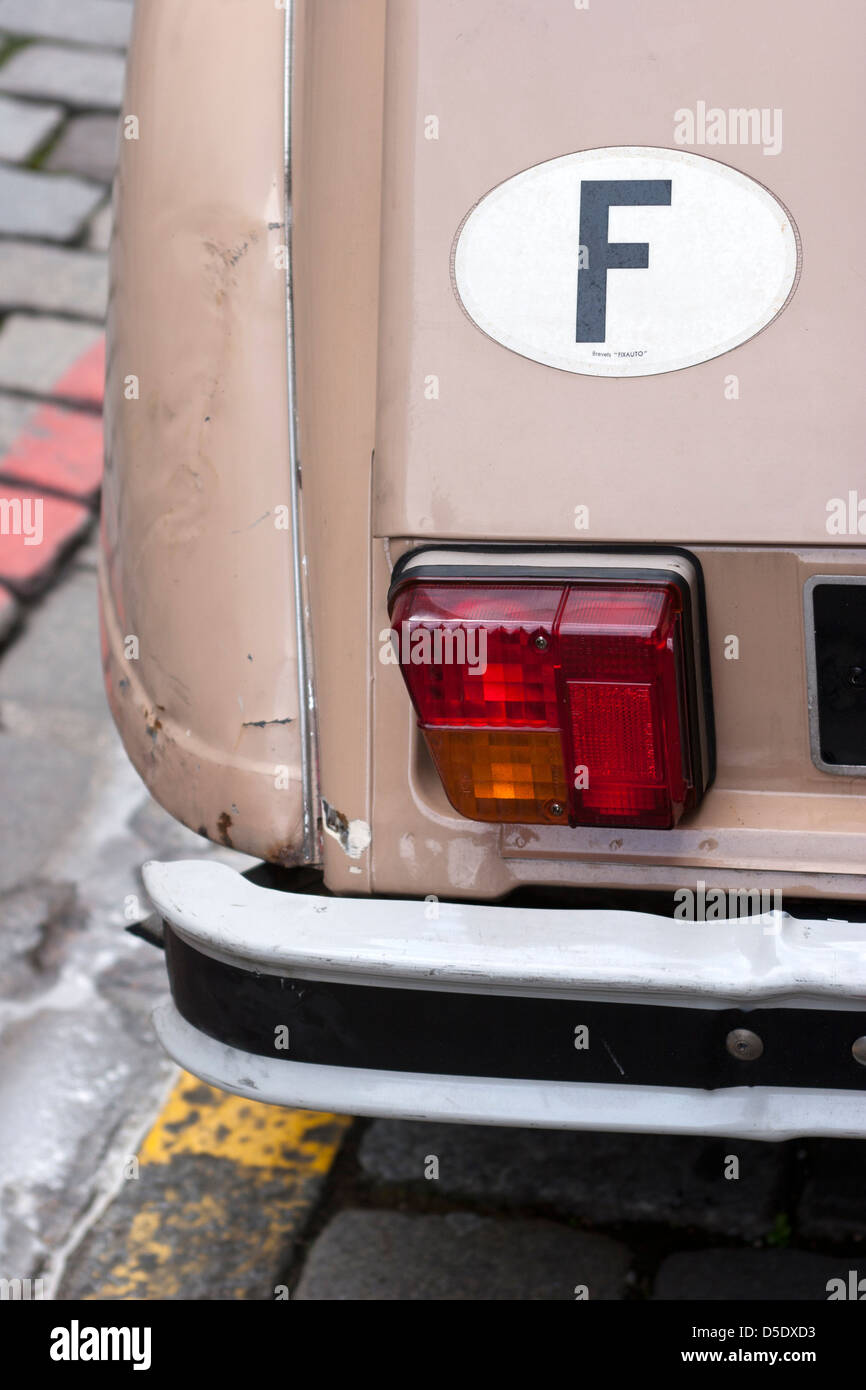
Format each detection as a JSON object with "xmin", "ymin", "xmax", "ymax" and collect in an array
[{"xmin": 283, "ymin": 2, "xmax": 319, "ymax": 861}]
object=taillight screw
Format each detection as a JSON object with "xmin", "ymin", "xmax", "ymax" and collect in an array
[
  {"xmin": 534, "ymin": 634, "xmax": 549, "ymax": 651},
  {"xmin": 549, "ymin": 801, "xmax": 565, "ymax": 817}
]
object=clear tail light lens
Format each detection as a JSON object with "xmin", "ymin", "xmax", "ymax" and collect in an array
[{"xmin": 388, "ymin": 570, "xmax": 710, "ymax": 830}]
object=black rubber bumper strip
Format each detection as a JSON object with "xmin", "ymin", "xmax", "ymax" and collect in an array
[{"xmin": 164, "ymin": 926, "xmax": 866, "ymax": 1091}]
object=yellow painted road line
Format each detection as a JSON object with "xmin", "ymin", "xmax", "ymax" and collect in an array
[
  {"xmin": 138, "ymin": 1075, "xmax": 347, "ymax": 1172},
  {"xmin": 57, "ymin": 1072, "xmax": 351, "ymax": 1301}
]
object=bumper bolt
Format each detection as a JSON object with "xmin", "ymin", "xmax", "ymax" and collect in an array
[
  {"xmin": 726, "ymin": 1027, "xmax": 763, "ymax": 1061},
  {"xmin": 852, "ymin": 1037, "xmax": 866, "ymax": 1066}
]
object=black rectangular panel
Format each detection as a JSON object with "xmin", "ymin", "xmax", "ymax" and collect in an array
[
  {"xmin": 165, "ymin": 927, "xmax": 866, "ymax": 1092},
  {"xmin": 811, "ymin": 581, "xmax": 866, "ymax": 768}
]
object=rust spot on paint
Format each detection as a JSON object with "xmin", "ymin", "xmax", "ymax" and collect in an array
[
  {"xmin": 266, "ymin": 841, "xmax": 302, "ymax": 868},
  {"xmin": 217, "ymin": 811, "xmax": 233, "ymax": 847}
]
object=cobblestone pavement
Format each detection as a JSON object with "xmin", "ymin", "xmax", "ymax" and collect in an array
[
  {"xmin": 0, "ymin": 0, "xmax": 255, "ymax": 1294},
  {"xmin": 287, "ymin": 1121, "xmax": 866, "ymax": 1300},
  {"xmin": 0, "ymin": 3, "xmax": 121, "ymax": 617},
  {"xmin": 1, "ymin": 2, "xmax": 866, "ymax": 1303}
]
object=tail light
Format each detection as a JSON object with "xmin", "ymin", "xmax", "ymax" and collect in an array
[{"xmin": 387, "ymin": 553, "xmax": 713, "ymax": 830}]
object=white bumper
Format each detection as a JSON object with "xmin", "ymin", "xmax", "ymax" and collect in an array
[{"xmin": 143, "ymin": 859, "xmax": 866, "ymax": 1140}]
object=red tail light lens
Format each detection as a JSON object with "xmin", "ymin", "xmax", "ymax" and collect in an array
[
  {"xmin": 559, "ymin": 584, "xmax": 690, "ymax": 827},
  {"xmin": 388, "ymin": 572, "xmax": 708, "ymax": 830}
]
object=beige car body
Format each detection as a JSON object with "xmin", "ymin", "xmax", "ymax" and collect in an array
[{"xmin": 101, "ymin": 1, "xmax": 866, "ymax": 1135}]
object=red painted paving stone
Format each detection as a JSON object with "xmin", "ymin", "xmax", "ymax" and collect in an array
[
  {"xmin": 0, "ymin": 402, "xmax": 103, "ymax": 501},
  {"xmin": 0, "ymin": 484, "xmax": 91, "ymax": 596},
  {"xmin": 0, "ymin": 581, "xmax": 19, "ymax": 646},
  {"xmin": 54, "ymin": 336, "xmax": 105, "ymax": 408}
]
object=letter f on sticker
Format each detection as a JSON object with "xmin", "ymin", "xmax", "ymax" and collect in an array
[{"xmin": 576, "ymin": 180, "xmax": 672, "ymax": 342}]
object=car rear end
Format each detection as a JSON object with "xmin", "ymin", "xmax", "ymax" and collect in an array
[{"xmin": 103, "ymin": 0, "xmax": 866, "ymax": 1139}]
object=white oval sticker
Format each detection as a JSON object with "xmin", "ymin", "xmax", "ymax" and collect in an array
[{"xmin": 453, "ymin": 147, "xmax": 801, "ymax": 377}]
